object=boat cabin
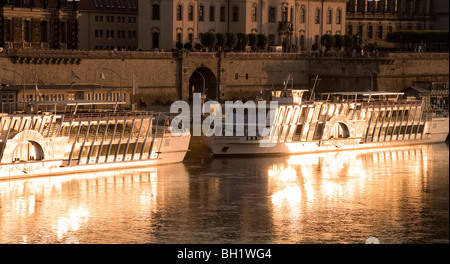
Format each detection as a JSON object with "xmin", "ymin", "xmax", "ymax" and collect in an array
[
  {"xmin": 270, "ymin": 89, "xmax": 308, "ymax": 105},
  {"xmin": 321, "ymin": 91, "xmax": 404, "ymax": 103}
]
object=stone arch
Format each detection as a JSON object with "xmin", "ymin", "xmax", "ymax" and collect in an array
[
  {"xmin": 0, "ymin": 130, "xmax": 48, "ymax": 163},
  {"xmin": 188, "ymin": 67, "xmax": 218, "ymax": 101}
]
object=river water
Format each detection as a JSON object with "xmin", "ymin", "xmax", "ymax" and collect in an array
[{"xmin": 0, "ymin": 141, "xmax": 448, "ymax": 244}]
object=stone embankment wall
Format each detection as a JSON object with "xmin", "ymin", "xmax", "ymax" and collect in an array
[{"xmin": 0, "ymin": 50, "xmax": 448, "ymax": 105}]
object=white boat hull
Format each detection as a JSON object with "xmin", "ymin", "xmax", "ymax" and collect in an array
[
  {"xmin": 202, "ymin": 117, "xmax": 448, "ymax": 155},
  {"xmin": 0, "ymin": 134, "xmax": 191, "ymax": 180}
]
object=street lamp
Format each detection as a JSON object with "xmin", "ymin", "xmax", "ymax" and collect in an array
[
  {"xmin": 357, "ymin": 66, "xmax": 373, "ymax": 91},
  {"xmin": 194, "ymin": 70, "xmax": 206, "ymax": 102},
  {"xmin": 3, "ymin": 67, "xmax": 26, "ymax": 110}
]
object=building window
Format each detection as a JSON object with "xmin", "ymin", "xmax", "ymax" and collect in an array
[
  {"xmin": 269, "ymin": 6, "xmax": 276, "ymax": 22},
  {"xmin": 60, "ymin": 22, "xmax": 66, "ymax": 43},
  {"xmin": 210, "ymin": 5, "xmax": 215, "ymax": 22},
  {"xmin": 347, "ymin": 25, "xmax": 353, "ymax": 35},
  {"xmin": 326, "ymin": 9, "xmax": 332, "ymax": 24},
  {"xmin": 176, "ymin": 33, "xmax": 182, "ymax": 43},
  {"xmin": 176, "ymin": 4, "xmax": 183, "ymax": 21},
  {"xmin": 220, "ymin": 5, "xmax": 226, "ymax": 22},
  {"xmin": 368, "ymin": 25, "xmax": 373, "ymax": 38},
  {"xmin": 357, "ymin": 0, "xmax": 365, "ymax": 12},
  {"xmin": 40, "ymin": 21, "xmax": 48, "ymax": 42},
  {"xmin": 336, "ymin": 8, "xmax": 342, "ymax": 24},
  {"xmin": 300, "ymin": 5, "xmax": 306, "ymax": 23},
  {"xmin": 378, "ymin": 26, "xmax": 383, "ymax": 39},
  {"xmin": 315, "ymin": 35, "xmax": 320, "ymax": 45},
  {"xmin": 152, "ymin": 32, "xmax": 159, "ymax": 49},
  {"xmin": 24, "ymin": 20, "xmax": 31, "ymax": 42},
  {"xmin": 232, "ymin": 6, "xmax": 239, "ymax": 22},
  {"xmin": 357, "ymin": 25, "xmax": 363, "ymax": 36},
  {"xmin": 314, "ymin": 8, "xmax": 320, "ymax": 24},
  {"xmin": 152, "ymin": 4, "xmax": 160, "ymax": 20},
  {"xmin": 199, "ymin": 5, "xmax": 204, "ymax": 21},
  {"xmin": 251, "ymin": 5, "xmax": 257, "ymax": 22},
  {"xmin": 282, "ymin": 6, "xmax": 288, "ymax": 22},
  {"xmin": 188, "ymin": 4, "xmax": 194, "ymax": 21},
  {"xmin": 300, "ymin": 35, "xmax": 305, "ymax": 49}
]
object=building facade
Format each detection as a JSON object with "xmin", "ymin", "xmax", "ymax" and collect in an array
[
  {"xmin": 346, "ymin": 0, "xmax": 448, "ymax": 48},
  {"xmin": 0, "ymin": 0, "xmax": 79, "ymax": 50},
  {"xmin": 78, "ymin": 0, "xmax": 138, "ymax": 51},
  {"xmin": 138, "ymin": 0, "xmax": 347, "ymax": 51}
]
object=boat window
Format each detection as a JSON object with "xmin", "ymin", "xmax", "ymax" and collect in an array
[
  {"xmin": 299, "ymin": 107, "xmax": 308, "ymax": 121},
  {"xmin": 313, "ymin": 123, "xmax": 325, "ymax": 140},
  {"xmin": 293, "ymin": 124, "xmax": 303, "ymax": 141},
  {"xmin": 277, "ymin": 108, "xmax": 285, "ymax": 125},
  {"xmin": 378, "ymin": 111, "xmax": 385, "ymax": 121},
  {"xmin": 284, "ymin": 108, "xmax": 293, "ymax": 124},
  {"xmin": 273, "ymin": 91, "xmax": 282, "ymax": 97},
  {"xmin": 292, "ymin": 107, "xmax": 300, "ymax": 123}
]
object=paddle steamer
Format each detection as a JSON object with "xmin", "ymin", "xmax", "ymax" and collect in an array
[
  {"xmin": 202, "ymin": 82, "xmax": 448, "ymax": 155},
  {"xmin": 0, "ymin": 100, "xmax": 190, "ymax": 179}
]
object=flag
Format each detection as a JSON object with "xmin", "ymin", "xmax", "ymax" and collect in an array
[
  {"xmin": 71, "ymin": 71, "xmax": 81, "ymax": 80},
  {"xmin": 133, "ymin": 73, "xmax": 138, "ymax": 95},
  {"xmin": 35, "ymin": 84, "xmax": 42, "ymax": 98},
  {"xmin": 100, "ymin": 72, "xmax": 105, "ymax": 79}
]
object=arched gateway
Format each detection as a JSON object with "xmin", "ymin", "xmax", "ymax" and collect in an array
[{"xmin": 188, "ymin": 67, "xmax": 218, "ymax": 101}]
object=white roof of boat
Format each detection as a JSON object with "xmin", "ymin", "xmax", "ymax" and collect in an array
[
  {"xmin": 26, "ymin": 100, "xmax": 127, "ymax": 105},
  {"xmin": 325, "ymin": 91, "xmax": 404, "ymax": 96}
]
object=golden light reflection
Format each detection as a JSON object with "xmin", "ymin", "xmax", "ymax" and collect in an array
[
  {"xmin": 267, "ymin": 145, "xmax": 435, "ymax": 243},
  {"xmin": 55, "ymin": 206, "xmax": 90, "ymax": 240},
  {"xmin": 0, "ymin": 164, "xmax": 189, "ymax": 243}
]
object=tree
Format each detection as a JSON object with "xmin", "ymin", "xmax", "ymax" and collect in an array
[
  {"xmin": 175, "ymin": 41, "xmax": 183, "ymax": 50},
  {"xmin": 334, "ymin": 34, "xmax": 344, "ymax": 51},
  {"xmin": 248, "ymin": 33, "xmax": 258, "ymax": 51},
  {"xmin": 200, "ymin": 32, "xmax": 217, "ymax": 50},
  {"xmin": 216, "ymin": 33, "xmax": 227, "ymax": 50},
  {"xmin": 257, "ymin": 34, "xmax": 269, "ymax": 51},
  {"xmin": 194, "ymin": 43, "xmax": 204, "ymax": 51},
  {"xmin": 225, "ymin": 32, "xmax": 238, "ymax": 51},
  {"xmin": 184, "ymin": 42, "xmax": 193, "ymax": 51},
  {"xmin": 320, "ymin": 34, "xmax": 335, "ymax": 51},
  {"xmin": 343, "ymin": 34, "xmax": 354, "ymax": 51},
  {"xmin": 236, "ymin": 33, "xmax": 249, "ymax": 51}
]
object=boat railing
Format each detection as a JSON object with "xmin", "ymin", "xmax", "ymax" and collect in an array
[{"xmin": 62, "ymin": 111, "xmax": 154, "ymax": 122}]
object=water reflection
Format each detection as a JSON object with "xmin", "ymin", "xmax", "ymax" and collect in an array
[
  {"xmin": 0, "ymin": 143, "xmax": 448, "ymax": 244},
  {"xmin": 205, "ymin": 144, "xmax": 448, "ymax": 244}
]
